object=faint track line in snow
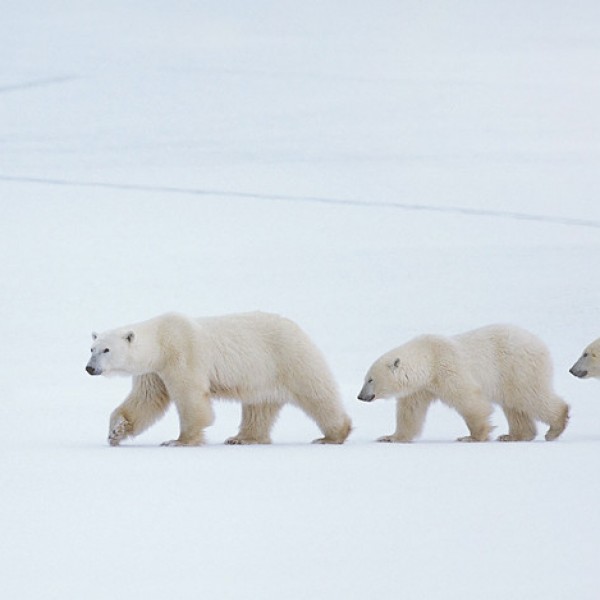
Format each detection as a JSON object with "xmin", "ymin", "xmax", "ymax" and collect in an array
[
  {"xmin": 0, "ymin": 75, "xmax": 80, "ymax": 94},
  {"xmin": 2, "ymin": 174, "xmax": 600, "ymax": 229}
]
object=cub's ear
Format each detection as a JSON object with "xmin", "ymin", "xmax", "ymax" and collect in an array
[
  {"xmin": 124, "ymin": 331, "xmax": 135, "ymax": 343},
  {"xmin": 91, "ymin": 332, "xmax": 98, "ymax": 340}
]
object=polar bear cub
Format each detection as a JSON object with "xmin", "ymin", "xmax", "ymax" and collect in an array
[
  {"xmin": 358, "ymin": 324, "xmax": 569, "ymax": 442},
  {"xmin": 86, "ymin": 311, "xmax": 351, "ymax": 446},
  {"xmin": 570, "ymin": 338, "xmax": 600, "ymax": 379}
]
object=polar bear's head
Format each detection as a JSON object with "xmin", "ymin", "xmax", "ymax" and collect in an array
[
  {"xmin": 357, "ymin": 357, "xmax": 404, "ymax": 402},
  {"xmin": 86, "ymin": 329, "xmax": 137, "ymax": 376},
  {"xmin": 570, "ymin": 338, "xmax": 600, "ymax": 379},
  {"xmin": 358, "ymin": 348, "xmax": 429, "ymax": 402},
  {"xmin": 358, "ymin": 341, "xmax": 433, "ymax": 402}
]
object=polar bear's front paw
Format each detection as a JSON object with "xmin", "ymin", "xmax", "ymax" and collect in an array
[
  {"xmin": 108, "ymin": 416, "xmax": 131, "ymax": 446},
  {"xmin": 312, "ymin": 436, "xmax": 345, "ymax": 445},
  {"xmin": 457, "ymin": 435, "xmax": 488, "ymax": 442},
  {"xmin": 377, "ymin": 435, "xmax": 411, "ymax": 443},
  {"xmin": 161, "ymin": 439, "xmax": 185, "ymax": 447},
  {"xmin": 225, "ymin": 436, "xmax": 270, "ymax": 445},
  {"xmin": 497, "ymin": 433, "xmax": 533, "ymax": 442},
  {"xmin": 160, "ymin": 438, "xmax": 204, "ymax": 447},
  {"xmin": 225, "ymin": 437, "xmax": 243, "ymax": 445}
]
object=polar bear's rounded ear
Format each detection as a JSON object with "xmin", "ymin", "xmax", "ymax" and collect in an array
[
  {"xmin": 91, "ymin": 332, "xmax": 98, "ymax": 340},
  {"xmin": 124, "ymin": 331, "xmax": 135, "ymax": 343}
]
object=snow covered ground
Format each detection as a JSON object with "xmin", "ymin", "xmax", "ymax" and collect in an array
[{"xmin": 1, "ymin": 1, "xmax": 599, "ymax": 598}]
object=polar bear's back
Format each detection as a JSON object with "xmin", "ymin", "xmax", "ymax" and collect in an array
[
  {"xmin": 195, "ymin": 311, "xmax": 317, "ymax": 359},
  {"xmin": 192, "ymin": 311, "xmax": 337, "ymax": 401},
  {"xmin": 452, "ymin": 324, "xmax": 554, "ymax": 399},
  {"xmin": 454, "ymin": 324, "xmax": 550, "ymax": 363}
]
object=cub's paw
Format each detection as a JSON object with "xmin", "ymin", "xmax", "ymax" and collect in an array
[
  {"xmin": 108, "ymin": 416, "xmax": 131, "ymax": 446},
  {"xmin": 376, "ymin": 435, "xmax": 410, "ymax": 443},
  {"xmin": 225, "ymin": 437, "xmax": 244, "ymax": 445},
  {"xmin": 498, "ymin": 434, "xmax": 534, "ymax": 442},
  {"xmin": 457, "ymin": 435, "xmax": 488, "ymax": 442},
  {"xmin": 161, "ymin": 439, "xmax": 185, "ymax": 447},
  {"xmin": 160, "ymin": 439, "xmax": 204, "ymax": 447},
  {"xmin": 225, "ymin": 436, "xmax": 269, "ymax": 445},
  {"xmin": 311, "ymin": 436, "xmax": 344, "ymax": 445}
]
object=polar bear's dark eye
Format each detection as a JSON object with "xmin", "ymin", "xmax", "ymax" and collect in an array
[
  {"xmin": 103, "ymin": 348, "xmax": 110, "ymax": 354},
  {"xmin": 368, "ymin": 378, "xmax": 373, "ymax": 384},
  {"xmin": 584, "ymin": 352, "xmax": 589, "ymax": 357}
]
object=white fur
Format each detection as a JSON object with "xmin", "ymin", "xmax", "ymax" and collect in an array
[
  {"xmin": 570, "ymin": 338, "xmax": 600, "ymax": 379},
  {"xmin": 358, "ymin": 324, "xmax": 569, "ymax": 443},
  {"xmin": 89, "ymin": 312, "xmax": 352, "ymax": 446}
]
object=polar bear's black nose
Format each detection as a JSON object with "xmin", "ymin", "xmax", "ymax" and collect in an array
[
  {"xmin": 569, "ymin": 366, "xmax": 587, "ymax": 378},
  {"xmin": 86, "ymin": 365, "xmax": 97, "ymax": 375}
]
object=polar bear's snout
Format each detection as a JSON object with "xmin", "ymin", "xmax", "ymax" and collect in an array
[
  {"xmin": 357, "ymin": 382, "xmax": 376, "ymax": 402},
  {"xmin": 569, "ymin": 340, "xmax": 600, "ymax": 380},
  {"xmin": 86, "ymin": 361, "xmax": 102, "ymax": 376},
  {"xmin": 569, "ymin": 361, "xmax": 588, "ymax": 379}
]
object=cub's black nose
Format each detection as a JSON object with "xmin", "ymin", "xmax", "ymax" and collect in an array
[
  {"xmin": 569, "ymin": 367, "xmax": 587, "ymax": 378},
  {"xmin": 86, "ymin": 365, "xmax": 96, "ymax": 375}
]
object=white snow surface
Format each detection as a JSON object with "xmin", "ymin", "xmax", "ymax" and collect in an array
[{"xmin": 1, "ymin": 1, "xmax": 600, "ymax": 598}]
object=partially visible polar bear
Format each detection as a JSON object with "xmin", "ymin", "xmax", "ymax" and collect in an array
[
  {"xmin": 358, "ymin": 324, "xmax": 569, "ymax": 442},
  {"xmin": 570, "ymin": 338, "xmax": 600, "ymax": 379},
  {"xmin": 86, "ymin": 312, "xmax": 352, "ymax": 446}
]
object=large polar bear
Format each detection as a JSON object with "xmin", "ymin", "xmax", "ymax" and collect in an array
[
  {"xmin": 357, "ymin": 324, "xmax": 569, "ymax": 442},
  {"xmin": 86, "ymin": 312, "xmax": 352, "ymax": 446},
  {"xmin": 570, "ymin": 338, "xmax": 600, "ymax": 379}
]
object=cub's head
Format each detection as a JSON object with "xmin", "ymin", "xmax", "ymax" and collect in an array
[
  {"xmin": 86, "ymin": 329, "xmax": 136, "ymax": 377},
  {"xmin": 570, "ymin": 338, "xmax": 600, "ymax": 380},
  {"xmin": 358, "ymin": 356, "xmax": 407, "ymax": 402},
  {"xmin": 358, "ymin": 342, "xmax": 432, "ymax": 402}
]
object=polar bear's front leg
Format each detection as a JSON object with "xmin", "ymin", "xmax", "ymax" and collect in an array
[
  {"xmin": 162, "ymin": 387, "xmax": 215, "ymax": 447},
  {"xmin": 377, "ymin": 393, "xmax": 433, "ymax": 443},
  {"xmin": 107, "ymin": 374, "xmax": 171, "ymax": 446}
]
